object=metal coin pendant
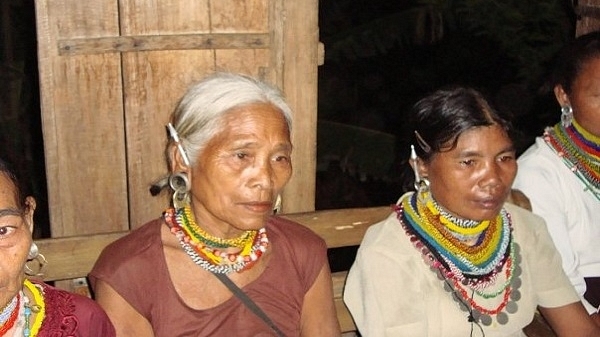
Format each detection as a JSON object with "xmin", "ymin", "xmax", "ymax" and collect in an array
[
  {"xmin": 513, "ymin": 265, "xmax": 522, "ymax": 277},
  {"xmin": 496, "ymin": 312, "xmax": 509, "ymax": 325},
  {"xmin": 444, "ymin": 282, "xmax": 453, "ymax": 292},
  {"xmin": 514, "ymin": 243, "xmax": 521, "ymax": 254},
  {"xmin": 505, "ymin": 301, "xmax": 518, "ymax": 314},
  {"xmin": 458, "ymin": 301, "xmax": 469, "ymax": 312},
  {"xmin": 512, "ymin": 276, "xmax": 522, "ymax": 289},
  {"xmin": 480, "ymin": 314, "xmax": 493, "ymax": 326},
  {"xmin": 510, "ymin": 289, "xmax": 521, "ymax": 301}
]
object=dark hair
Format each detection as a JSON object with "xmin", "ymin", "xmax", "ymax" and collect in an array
[
  {"xmin": 549, "ymin": 31, "xmax": 600, "ymax": 94},
  {"xmin": 0, "ymin": 158, "xmax": 24, "ymax": 208},
  {"xmin": 410, "ymin": 87, "xmax": 514, "ymax": 162}
]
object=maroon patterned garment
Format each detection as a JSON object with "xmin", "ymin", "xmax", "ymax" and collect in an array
[{"xmin": 32, "ymin": 281, "xmax": 115, "ymax": 337}]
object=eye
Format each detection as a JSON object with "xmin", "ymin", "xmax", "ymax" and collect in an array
[
  {"xmin": 235, "ymin": 152, "xmax": 249, "ymax": 160},
  {"xmin": 460, "ymin": 159, "xmax": 475, "ymax": 166},
  {"xmin": 498, "ymin": 154, "xmax": 515, "ymax": 162},
  {"xmin": 273, "ymin": 154, "xmax": 290, "ymax": 162},
  {"xmin": 0, "ymin": 226, "xmax": 16, "ymax": 237}
]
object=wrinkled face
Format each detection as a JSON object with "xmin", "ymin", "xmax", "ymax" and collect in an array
[
  {"xmin": 0, "ymin": 173, "xmax": 33, "ymax": 308},
  {"xmin": 419, "ymin": 125, "xmax": 517, "ymax": 221},
  {"xmin": 185, "ymin": 103, "xmax": 292, "ymax": 235},
  {"xmin": 566, "ymin": 56, "xmax": 600, "ymax": 137}
]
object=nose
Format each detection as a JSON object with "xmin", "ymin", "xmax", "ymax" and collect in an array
[
  {"xmin": 251, "ymin": 158, "xmax": 274, "ymax": 190},
  {"xmin": 478, "ymin": 162, "xmax": 502, "ymax": 190}
]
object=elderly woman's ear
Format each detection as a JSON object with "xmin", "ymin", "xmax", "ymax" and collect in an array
[
  {"xmin": 24, "ymin": 195, "xmax": 36, "ymax": 233},
  {"xmin": 170, "ymin": 144, "xmax": 191, "ymax": 173}
]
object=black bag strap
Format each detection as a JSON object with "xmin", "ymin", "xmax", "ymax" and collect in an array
[{"xmin": 212, "ymin": 272, "xmax": 285, "ymax": 337}]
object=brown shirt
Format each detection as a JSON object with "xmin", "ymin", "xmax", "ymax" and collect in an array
[{"xmin": 89, "ymin": 216, "xmax": 327, "ymax": 337}]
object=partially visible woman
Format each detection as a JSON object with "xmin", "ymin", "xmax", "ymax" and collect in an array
[
  {"xmin": 0, "ymin": 158, "xmax": 115, "ymax": 336},
  {"xmin": 90, "ymin": 72, "xmax": 340, "ymax": 337},
  {"xmin": 343, "ymin": 87, "xmax": 600, "ymax": 336},
  {"xmin": 513, "ymin": 31, "xmax": 600, "ymax": 317}
]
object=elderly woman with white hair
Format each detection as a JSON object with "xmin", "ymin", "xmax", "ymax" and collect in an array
[{"xmin": 89, "ymin": 72, "xmax": 340, "ymax": 337}]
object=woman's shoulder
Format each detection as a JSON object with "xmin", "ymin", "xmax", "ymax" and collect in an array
[
  {"xmin": 504, "ymin": 202, "xmax": 548, "ymax": 240},
  {"xmin": 360, "ymin": 193, "xmax": 410, "ymax": 244},
  {"xmin": 504, "ymin": 202, "xmax": 543, "ymax": 224},
  {"xmin": 36, "ymin": 282, "xmax": 116, "ymax": 336},
  {"xmin": 359, "ymin": 211, "xmax": 398, "ymax": 247},
  {"xmin": 90, "ymin": 218, "xmax": 163, "ymax": 280},
  {"xmin": 40, "ymin": 281, "xmax": 103, "ymax": 314},
  {"xmin": 355, "ymin": 206, "xmax": 411, "ymax": 261}
]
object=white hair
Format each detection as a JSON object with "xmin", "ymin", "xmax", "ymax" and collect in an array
[{"xmin": 167, "ymin": 72, "xmax": 293, "ymax": 167}]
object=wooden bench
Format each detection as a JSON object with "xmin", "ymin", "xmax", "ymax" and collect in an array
[{"xmin": 34, "ymin": 203, "xmax": 554, "ymax": 335}]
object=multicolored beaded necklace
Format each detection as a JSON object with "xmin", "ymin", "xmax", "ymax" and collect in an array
[
  {"xmin": 0, "ymin": 279, "xmax": 45, "ymax": 337},
  {"xmin": 164, "ymin": 207, "xmax": 269, "ymax": 274},
  {"xmin": 395, "ymin": 192, "xmax": 521, "ymax": 326},
  {"xmin": 0, "ymin": 293, "xmax": 20, "ymax": 335},
  {"xmin": 544, "ymin": 120, "xmax": 600, "ymax": 201}
]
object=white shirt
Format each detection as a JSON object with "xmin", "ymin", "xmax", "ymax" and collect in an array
[{"xmin": 514, "ymin": 136, "xmax": 600, "ymax": 313}]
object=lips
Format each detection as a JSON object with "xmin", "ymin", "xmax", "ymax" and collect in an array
[
  {"xmin": 475, "ymin": 196, "xmax": 504, "ymax": 211},
  {"xmin": 242, "ymin": 202, "xmax": 273, "ymax": 213}
]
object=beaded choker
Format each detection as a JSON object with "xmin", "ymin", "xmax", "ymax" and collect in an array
[
  {"xmin": 427, "ymin": 196, "xmax": 490, "ymax": 242},
  {"xmin": 164, "ymin": 208, "xmax": 269, "ymax": 274},
  {"xmin": 544, "ymin": 121, "xmax": 600, "ymax": 201},
  {"xmin": 179, "ymin": 206, "xmax": 256, "ymax": 249},
  {"xmin": 396, "ymin": 192, "xmax": 521, "ymax": 326}
]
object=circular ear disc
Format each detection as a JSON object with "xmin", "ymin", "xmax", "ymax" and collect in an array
[{"xmin": 169, "ymin": 172, "xmax": 191, "ymax": 209}]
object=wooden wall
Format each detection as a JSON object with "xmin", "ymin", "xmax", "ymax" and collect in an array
[{"xmin": 35, "ymin": 0, "xmax": 319, "ymax": 238}]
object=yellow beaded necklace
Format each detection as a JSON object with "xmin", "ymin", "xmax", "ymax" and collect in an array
[
  {"xmin": 180, "ymin": 206, "xmax": 256, "ymax": 249},
  {"xmin": 23, "ymin": 279, "xmax": 45, "ymax": 337}
]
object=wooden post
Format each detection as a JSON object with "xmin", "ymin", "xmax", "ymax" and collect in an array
[{"xmin": 280, "ymin": 0, "xmax": 319, "ymax": 213}]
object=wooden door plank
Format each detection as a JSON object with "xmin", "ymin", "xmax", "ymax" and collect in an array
[
  {"xmin": 36, "ymin": 0, "xmax": 128, "ymax": 236},
  {"xmin": 280, "ymin": 0, "xmax": 319, "ymax": 213},
  {"xmin": 122, "ymin": 50, "xmax": 216, "ymax": 227}
]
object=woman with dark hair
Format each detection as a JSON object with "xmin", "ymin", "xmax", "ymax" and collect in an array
[
  {"xmin": 0, "ymin": 158, "xmax": 115, "ymax": 336},
  {"xmin": 514, "ymin": 31, "xmax": 600, "ymax": 319},
  {"xmin": 343, "ymin": 87, "xmax": 600, "ymax": 336}
]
